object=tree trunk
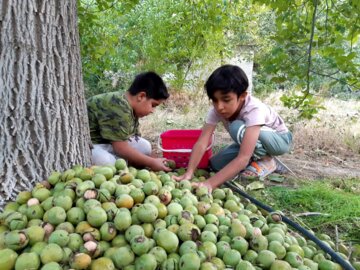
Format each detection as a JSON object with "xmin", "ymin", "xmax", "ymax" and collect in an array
[{"xmin": 0, "ymin": 0, "xmax": 92, "ymax": 207}]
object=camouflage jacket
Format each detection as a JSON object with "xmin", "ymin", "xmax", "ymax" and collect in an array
[{"xmin": 87, "ymin": 91, "xmax": 140, "ymax": 144}]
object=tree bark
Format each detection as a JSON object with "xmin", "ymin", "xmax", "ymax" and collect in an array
[{"xmin": 0, "ymin": 0, "xmax": 92, "ymax": 207}]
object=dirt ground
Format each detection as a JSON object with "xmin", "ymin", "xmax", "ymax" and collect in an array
[
  {"xmin": 150, "ymin": 127, "xmax": 360, "ymax": 182},
  {"xmin": 198, "ymin": 129, "xmax": 360, "ymax": 180},
  {"xmin": 146, "ymin": 92, "xmax": 360, "ymax": 181},
  {"xmin": 151, "ymin": 127, "xmax": 360, "ymax": 180},
  {"xmin": 276, "ymin": 152, "xmax": 360, "ymax": 180},
  {"xmin": 152, "ymin": 137, "xmax": 360, "ymax": 180},
  {"xmin": 267, "ymin": 96, "xmax": 360, "ymax": 180}
]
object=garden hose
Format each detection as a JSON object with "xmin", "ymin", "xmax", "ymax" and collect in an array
[{"xmin": 224, "ymin": 181, "xmax": 355, "ymax": 270}]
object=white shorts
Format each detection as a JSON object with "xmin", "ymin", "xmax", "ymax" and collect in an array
[{"xmin": 91, "ymin": 136, "xmax": 152, "ymax": 166}]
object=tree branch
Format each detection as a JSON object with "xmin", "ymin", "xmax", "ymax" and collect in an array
[
  {"xmin": 350, "ymin": 15, "xmax": 359, "ymax": 52},
  {"xmin": 306, "ymin": 0, "xmax": 318, "ymax": 94},
  {"xmin": 310, "ymin": 70, "xmax": 360, "ymax": 91},
  {"xmin": 296, "ymin": 0, "xmax": 319, "ymax": 109},
  {"xmin": 325, "ymin": 0, "xmax": 329, "ymax": 39},
  {"xmin": 80, "ymin": 0, "xmax": 120, "ymax": 14}
]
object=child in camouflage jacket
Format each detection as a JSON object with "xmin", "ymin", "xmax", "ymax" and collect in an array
[{"xmin": 87, "ymin": 71, "xmax": 172, "ymax": 171}]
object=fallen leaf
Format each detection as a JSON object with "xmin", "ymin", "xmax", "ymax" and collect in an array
[
  {"xmin": 268, "ymin": 174, "xmax": 285, "ymax": 183},
  {"xmin": 246, "ymin": 181, "xmax": 265, "ymax": 191}
]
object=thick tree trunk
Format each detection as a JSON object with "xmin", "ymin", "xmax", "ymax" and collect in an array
[{"xmin": 0, "ymin": 1, "xmax": 92, "ymax": 207}]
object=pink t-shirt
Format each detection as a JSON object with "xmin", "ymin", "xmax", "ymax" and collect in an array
[{"xmin": 206, "ymin": 95, "xmax": 289, "ymax": 133}]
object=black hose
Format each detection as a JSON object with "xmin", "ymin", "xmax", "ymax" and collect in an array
[{"xmin": 224, "ymin": 181, "xmax": 355, "ymax": 270}]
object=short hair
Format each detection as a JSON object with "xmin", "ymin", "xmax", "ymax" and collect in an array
[
  {"xmin": 205, "ymin": 65, "xmax": 249, "ymax": 100},
  {"xmin": 128, "ymin": 71, "xmax": 169, "ymax": 100}
]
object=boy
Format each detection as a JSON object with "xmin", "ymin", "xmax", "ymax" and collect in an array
[
  {"xmin": 87, "ymin": 71, "xmax": 172, "ymax": 171},
  {"xmin": 174, "ymin": 65, "xmax": 292, "ymax": 190}
]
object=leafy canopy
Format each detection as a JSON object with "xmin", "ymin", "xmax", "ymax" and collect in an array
[
  {"xmin": 254, "ymin": 0, "xmax": 360, "ymax": 118},
  {"xmin": 78, "ymin": 0, "xmax": 359, "ymax": 118},
  {"xmin": 78, "ymin": 0, "xmax": 254, "ymax": 95}
]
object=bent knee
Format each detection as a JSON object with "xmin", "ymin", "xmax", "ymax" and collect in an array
[
  {"xmin": 209, "ymin": 155, "xmax": 224, "ymax": 172},
  {"xmin": 92, "ymin": 147, "xmax": 116, "ymax": 166},
  {"xmin": 140, "ymin": 139, "xmax": 152, "ymax": 156},
  {"xmin": 128, "ymin": 137, "xmax": 152, "ymax": 156}
]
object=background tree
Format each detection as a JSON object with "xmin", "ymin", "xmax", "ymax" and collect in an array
[
  {"xmin": 0, "ymin": 1, "xmax": 91, "ymax": 207},
  {"xmin": 79, "ymin": 0, "xmax": 359, "ymax": 118},
  {"xmin": 253, "ymin": 0, "xmax": 360, "ymax": 118},
  {"xmin": 78, "ymin": 0, "xmax": 254, "ymax": 95},
  {"xmin": 78, "ymin": 0, "xmax": 140, "ymax": 92}
]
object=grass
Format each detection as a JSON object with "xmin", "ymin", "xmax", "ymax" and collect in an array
[{"xmin": 261, "ymin": 179, "xmax": 360, "ymax": 242}]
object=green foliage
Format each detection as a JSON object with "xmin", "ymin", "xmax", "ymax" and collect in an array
[
  {"xmin": 280, "ymin": 91, "xmax": 325, "ymax": 119},
  {"xmin": 78, "ymin": 0, "xmax": 255, "ymax": 95},
  {"xmin": 265, "ymin": 179, "xmax": 360, "ymax": 240},
  {"xmin": 118, "ymin": 0, "xmax": 236, "ymax": 87},
  {"xmin": 78, "ymin": 0, "xmax": 359, "ymax": 118},
  {"xmin": 253, "ymin": 0, "xmax": 360, "ymax": 118},
  {"xmin": 78, "ymin": 0, "xmax": 139, "ymax": 96}
]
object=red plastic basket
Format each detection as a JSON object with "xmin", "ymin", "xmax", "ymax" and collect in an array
[{"xmin": 158, "ymin": 129, "xmax": 214, "ymax": 169}]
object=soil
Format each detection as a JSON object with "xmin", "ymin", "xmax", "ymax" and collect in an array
[
  {"xmin": 210, "ymin": 131, "xmax": 359, "ymax": 180},
  {"xmin": 278, "ymin": 152, "xmax": 360, "ymax": 180},
  {"xmin": 151, "ymin": 138, "xmax": 360, "ymax": 180},
  {"xmin": 146, "ymin": 93, "xmax": 360, "ymax": 181}
]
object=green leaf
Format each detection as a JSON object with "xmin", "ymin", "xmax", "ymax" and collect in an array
[
  {"xmin": 268, "ymin": 174, "xmax": 285, "ymax": 183},
  {"xmin": 246, "ymin": 181, "xmax": 265, "ymax": 191}
]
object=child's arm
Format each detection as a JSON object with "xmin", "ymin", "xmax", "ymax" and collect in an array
[
  {"xmin": 194, "ymin": 125, "xmax": 261, "ymax": 191},
  {"xmin": 173, "ymin": 124, "xmax": 216, "ymax": 181},
  {"xmin": 112, "ymin": 141, "xmax": 171, "ymax": 171}
]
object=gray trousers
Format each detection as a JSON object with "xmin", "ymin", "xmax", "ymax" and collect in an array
[
  {"xmin": 210, "ymin": 120, "xmax": 292, "ymax": 171},
  {"xmin": 91, "ymin": 136, "xmax": 152, "ymax": 166}
]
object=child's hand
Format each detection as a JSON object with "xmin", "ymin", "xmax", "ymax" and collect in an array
[
  {"xmin": 150, "ymin": 158, "xmax": 172, "ymax": 172},
  {"xmin": 192, "ymin": 180, "xmax": 213, "ymax": 193},
  {"xmin": 163, "ymin": 159, "xmax": 176, "ymax": 170},
  {"xmin": 172, "ymin": 172, "xmax": 193, "ymax": 182}
]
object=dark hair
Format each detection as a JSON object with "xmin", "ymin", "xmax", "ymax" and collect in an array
[
  {"xmin": 128, "ymin": 71, "xmax": 169, "ymax": 100},
  {"xmin": 205, "ymin": 65, "xmax": 249, "ymax": 100}
]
